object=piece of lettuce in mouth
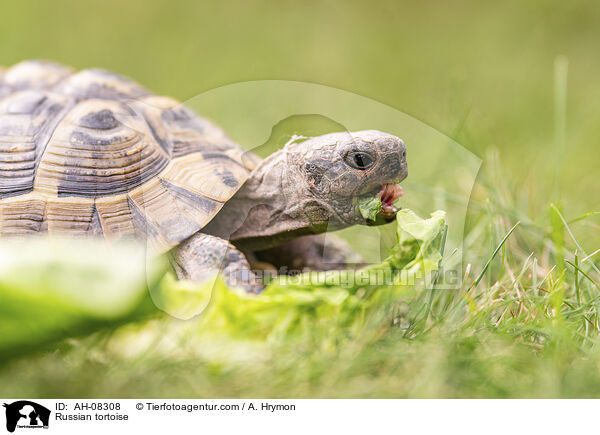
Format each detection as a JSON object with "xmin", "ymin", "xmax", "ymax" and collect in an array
[{"xmin": 358, "ymin": 196, "xmax": 383, "ymax": 223}]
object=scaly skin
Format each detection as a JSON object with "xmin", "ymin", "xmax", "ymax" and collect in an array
[
  {"xmin": 171, "ymin": 233, "xmax": 263, "ymax": 293},
  {"xmin": 203, "ymin": 130, "xmax": 408, "ymax": 251}
]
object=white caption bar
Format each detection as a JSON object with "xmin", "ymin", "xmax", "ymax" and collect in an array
[{"xmin": 0, "ymin": 399, "xmax": 597, "ymax": 434}]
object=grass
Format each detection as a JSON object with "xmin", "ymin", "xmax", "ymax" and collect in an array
[{"xmin": 0, "ymin": 0, "xmax": 600, "ymax": 398}]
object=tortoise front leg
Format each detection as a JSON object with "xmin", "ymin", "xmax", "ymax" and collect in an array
[
  {"xmin": 171, "ymin": 233, "xmax": 263, "ymax": 293},
  {"xmin": 254, "ymin": 234, "xmax": 364, "ymax": 274}
]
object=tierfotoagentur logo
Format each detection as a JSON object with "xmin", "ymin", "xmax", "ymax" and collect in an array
[{"xmin": 2, "ymin": 401, "xmax": 50, "ymax": 433}]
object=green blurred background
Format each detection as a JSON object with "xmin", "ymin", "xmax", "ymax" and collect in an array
[
  {"xmin": 2, "ymin": 0, "xmax": 599, "ymax": 220},
  {"xmin": 2, "ymin": 0, "xmax": 600, "ymax": 399}
]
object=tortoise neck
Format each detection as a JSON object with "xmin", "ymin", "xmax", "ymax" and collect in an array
[{"xmin": 202, "ymin": 149, "xmax": 327, "ymax": 251}]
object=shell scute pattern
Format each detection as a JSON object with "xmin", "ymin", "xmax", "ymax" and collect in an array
[
  {"xmin": 132, "ymin": 96, "xmax": 239, "ymax": 158},
  {"xmin": 78, "ymin": 109, "xmax": 120, "ymax": 130},
  {"xmin": 3, "ymin": 60, "xmax": 73, "ymax": 91},
  {"xmin": 0, "ymin": 61, "xmax": 252, "ymax": 252},
  {"xmin": 0, "ymin": 193, "xmax": 46, "ymax": 234},
  {"xmin": 34, "ymin": 99, "xmax": 170, "ymax": 198},
  {"xmin": 0, "ymin": 90, "xmax": 72, "ymax": 199},
  {"xmin": 54, "ymin": 68, "xmax": 150, "ymax": 101}
]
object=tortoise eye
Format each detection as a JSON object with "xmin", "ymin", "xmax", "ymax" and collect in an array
[{"xmin": 345, "ymin": 151, "xmax": 375, "ymax": 170}]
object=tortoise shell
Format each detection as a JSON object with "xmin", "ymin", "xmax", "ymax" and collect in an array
[{"xmin": 0, "ymin": 60, "xmax": 254, "ymax": 253}]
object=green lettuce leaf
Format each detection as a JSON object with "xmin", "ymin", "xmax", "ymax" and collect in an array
[
  {"xmin": 156, "ymin": 209, "xmax": 447, "ymax": 341},
  {"xmin": 358, "ymin": 196, "xmax": 382, "ymax": 223},
  {"xmin": 0, "ymin": 209, "xmax": 446, "ymax": 358},
  {"xmin": 0, "ymin": 239, "xmax": 166, "ymax": 359}
]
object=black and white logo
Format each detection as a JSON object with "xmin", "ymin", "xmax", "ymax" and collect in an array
[{"xmin": 3, "ymin": 401, "xmax": 50, "ymax": 433}]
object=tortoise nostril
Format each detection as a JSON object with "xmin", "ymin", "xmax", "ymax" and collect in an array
[{"xmin": 399, "ymin": 148, "xmax": 407, "ymax": 161}]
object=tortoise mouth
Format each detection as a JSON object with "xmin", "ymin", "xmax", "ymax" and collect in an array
[
  {"xmin": 371, "ymin": 184, "xmax": 403, "ymax": 224},
  {"xmin": 357, "ymin": 183, "xmax": 404, "ymax": 226},
  {"xmin": 376, "ymin": 184, "xmax": 404, "ymax": 214}
]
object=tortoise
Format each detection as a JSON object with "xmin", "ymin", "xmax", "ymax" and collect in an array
[{"xmin": 0, "ymin": 60, "xmax": 407, "ymax": 292}]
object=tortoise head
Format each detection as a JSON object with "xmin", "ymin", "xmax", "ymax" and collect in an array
[
  {"xmin": 285, "ymin": 130, "xmax": 408, "ymax": 228},
  {"xmin": 208, "ymin": 130, "xmax": 407, "ymax": 250}
]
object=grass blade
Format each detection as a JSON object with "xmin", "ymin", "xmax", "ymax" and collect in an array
[
  {"xmin": 565, "ymin": 260, "xmax": 600, "ymax": 290},
  {"xmin": 551, "ymin": 203, "xmax": 600, "ymax": 275},
  {"xmin": 468, "ymin": 221, "xmax": 520, "ymax": 292}
]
